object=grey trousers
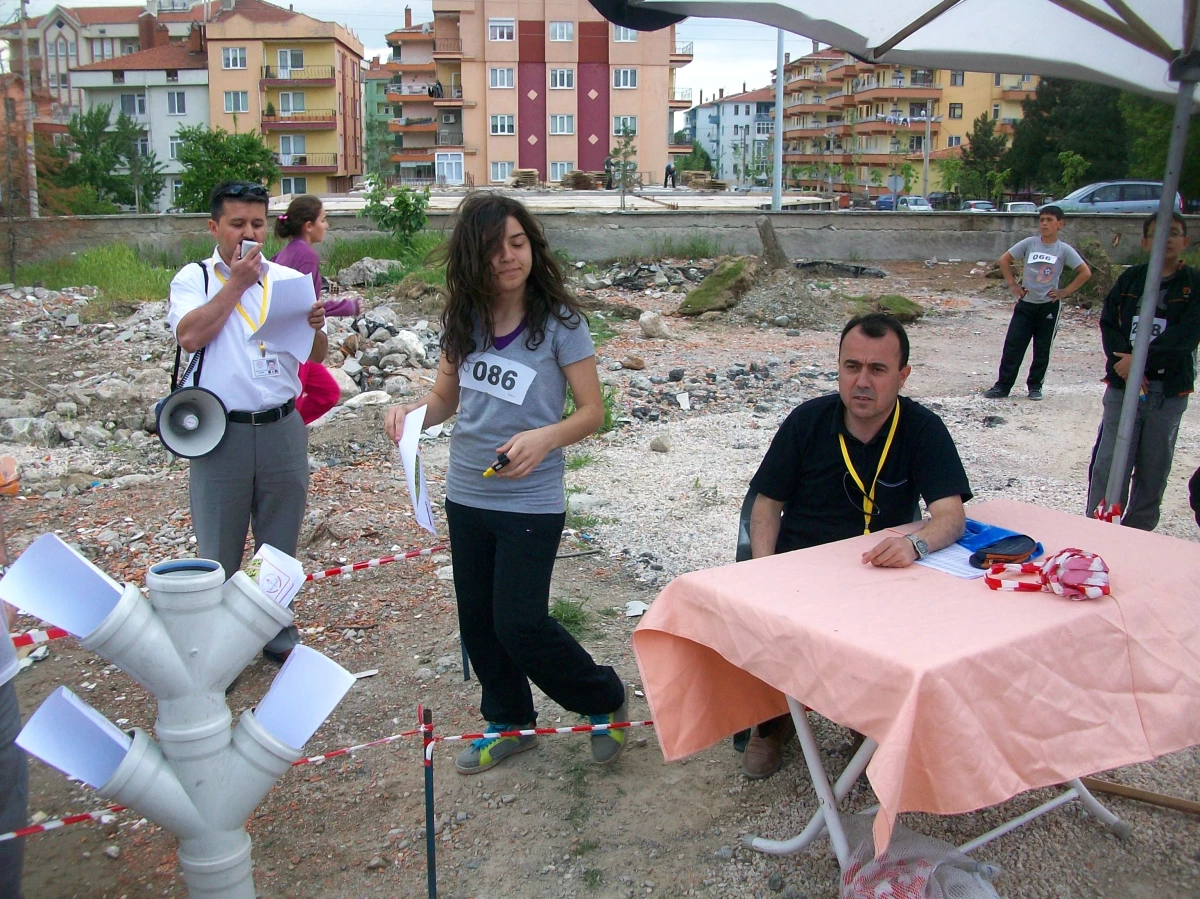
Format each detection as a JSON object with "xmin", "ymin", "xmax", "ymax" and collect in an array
[
  {"xmin": 0, "ymin": 679, "xmax": 27, "ymax": 899},
  {"xmin": 1086, "ymin": 384, "xmax": 1188, "ymax": 531},
  {"xmin": 190, "ymin": 410, "xmax": 308, "ymax": 652}
]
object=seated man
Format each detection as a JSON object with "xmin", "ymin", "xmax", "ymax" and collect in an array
[{"xmin": 740, "ymin": 312, "xmax": 973, "ymax": 778}]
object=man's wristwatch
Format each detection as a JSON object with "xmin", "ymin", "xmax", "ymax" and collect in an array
[{"xmin": 907, "ymin": 534, "xmax": 930, "ymax": 560}]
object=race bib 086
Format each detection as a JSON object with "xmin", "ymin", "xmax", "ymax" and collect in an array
[{"xmin": 459, "ymin": 352, "xmax": 537, "ymax": 405}]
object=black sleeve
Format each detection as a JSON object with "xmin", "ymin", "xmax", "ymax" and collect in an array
[
  {"xmin": 1191, "ymin": 465, "xmax": 1200, "ymax": 529},
  {"xmin": 911, "ymin": 414, "xmax": 973, "ymax": 506},
  {"xmin": 1146, "ymin": 269, "xmax": 1200, "ymax": 375},
  {"xmin": 749, "ymin": 406, "xmax": 808, "ymax": 503}
]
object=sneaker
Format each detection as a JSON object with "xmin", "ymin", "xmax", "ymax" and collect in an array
[
  {"xmin": 1027, "ymin": 388, "xmax": 1043, "ymax": 400},
  {"xmin": 741, "ymin": 714, "xmax": 797, "ymax": 779},
  {"xmin": 982, "ymin": 386, "xmax": 1009, "ymax": 399},
  {"xmin": 588, "ymin": 698, "xmax": 628, "ymax": 765},
  {"xmin": 454, "ymin": 723, "xmax": 537, "ymax": 775}
]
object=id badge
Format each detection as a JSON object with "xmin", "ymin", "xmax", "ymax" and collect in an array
[{"xmin": 251, "ymin": 354, "xmax": 282, "ymax": 378}]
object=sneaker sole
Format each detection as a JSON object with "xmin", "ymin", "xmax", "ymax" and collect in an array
[
  {"xmin": 454, "ymin": 737, "xmax": 537, "ymax": 775},
  {"xmin": 592, "ymin": 733, "xmax": 626, "ymax": 766}
]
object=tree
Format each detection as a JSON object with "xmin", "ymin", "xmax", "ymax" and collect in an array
[
  {"xmin": 674, "ymin": 140, "xmax": 712, "ymax": 175},
  {"xmin": 933, "ymin": 154, "xmax": 964, "ymax": 196},
  {"xmin": 609, "ymin": 125, "xmax": 637, "ymax": 210},
  {"xmin": 363, "ymin": 117, "xmax": 393, "ymax": 182},
  {"xmin": 1119, "ymin": 91, "xmax": 1200, "ymax": 204},
  {"xmin": 1057, "ymin": 150, "xmax": 1090, "ymax": 193},
  {"xmin": 56, "ymin": 104, "xmax": 138, "ymax": 206},
  {"xmin": 175, "ymin": 125, "xmax": 279, "ymax": 213},
  {"xmin": 672, "ymin": 128, "xmax": 690, "ymax": 145},
  {"xmin": 960, "ymin": 114, "xmax": 1008, "ymax": 199},
  {"xmin": 360, "ymin": 179, "xmax": 429, "ymax": 242}
]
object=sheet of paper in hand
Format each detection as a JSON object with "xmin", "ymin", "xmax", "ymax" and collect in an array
[
  {"xmin": 251, "ymin": 274, "xmax": 317, "ymax": 360},
  {"xmin": 398, "ymin": 405, "xmax": 436, "ymax": 534}
]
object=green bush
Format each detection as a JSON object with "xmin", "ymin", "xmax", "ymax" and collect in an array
[{"xmin": 360, "ymin": 181, "xmax": 430, "ymax": 241}]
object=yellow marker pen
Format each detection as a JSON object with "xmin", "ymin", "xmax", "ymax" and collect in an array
[{"xmin": 483, "ymin": 453, "xmax": 510, "ymax": 478}]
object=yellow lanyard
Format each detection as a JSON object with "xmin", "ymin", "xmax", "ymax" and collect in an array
[
  {"xmin": 212, "ymin": 265, "xmax": 270, "ymax": 354},
  {"xmin": 838, "ymin": 400, "xmax": 901, "ymax": 535}
]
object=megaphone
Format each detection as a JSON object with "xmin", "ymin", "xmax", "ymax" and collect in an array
[{"xmin": 155, "ymin": 387, "xmax": 227, "ymax": 458}]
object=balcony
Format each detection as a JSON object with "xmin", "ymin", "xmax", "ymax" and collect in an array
[
  {"xmin": 387, "ymin": 59, "xmax": 437, "ymax": 75},
  {"xmin": 385, "ymin": 81, "xmax": 437, "ymax": 102},
  {"xmin": 437, "ymin": 131, "xmax": 463, "ymax": 146},
  {"xmin": 669, "ymin": 142, "xmax": 692, "ymax": 154},
  {"xmin": 669, "ymin": 87, "xmax": 692, "ymax": 108},
  {"xmin": 278, "ymin": 152, "xmax": 338, "ymax": 172},
  {"xmin": 1001, "ymin": 85, "xmax": 1036, "ymax": 101},
  {"xmin": 434, "ymin": 86, "xmax": 472, "ymax": 107},
  {"xmin": 996, "ymin": 116, "xmax": 1020, "ymax": 134},
  {"xmin": 433, "ymin": 38, "xmax": 462, "ymax": 56},
  {"xmin": 389, "ymin": 116, "xmax": 438, "ymax": 133},
  {"xmin": 260, "ymin": 65, "xmax": 334, "ymax": 86},
  {"xmin": 260, "ymin": 109, "xmax": 337, "ymax": 130},
  {"xmin": 853, "ymin": 82, "xmax": 942, "ymax": 101},
  {"xmin": 390, "ymin": 146, "xmax": 435, "ymax": 163},
  {"xmin": 670, "ymin": 41, "xmax": 693, "ymax": 65}
]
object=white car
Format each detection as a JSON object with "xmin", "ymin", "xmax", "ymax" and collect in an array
[
  {"xmin": 1004, "ymin": 202, "xmax": 1039, "ymax": 213},
  {"xmin": 896, "ymin": 195, "xmax": 933, "ymax": 212}
]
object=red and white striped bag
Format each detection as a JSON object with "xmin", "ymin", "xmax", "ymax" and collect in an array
[{"xmin": 984, "ymin": 548, "xmax": 1110, "ymax": 600}]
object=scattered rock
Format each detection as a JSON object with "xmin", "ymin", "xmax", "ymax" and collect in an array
[
  {"xmin": 638, "ymin": 311, "xmax": 675, "ymax": 340},
  {"xmin": 792, "ymin": 260, "xmax": 887, "ymax": 279},
  {"xmin": 677, "ymin": 256, "xmax": 759, "ymax": 316},
  {"xmin": 103, "ymin": 844, "xmax": 120, "ymax": 860},
  {"xmin": 329, "ymin": 367, "xmax": 360, "ymax": 401},
  {"xmin": 0, "ymin": 417, "xmax": 61, "ymax": 447},
  {"xmin": 620, "ymin": 355, "xmax": 646, "ymax": 370},
  {"xmin": 365, "ymin": 855, "xmax": 386, "ymax": 870},
  {"xmin": 344, "ymin": 391, "xmax": 390, "ymax": 408},
  {"xmin": 649, "ymin": 435, "xmax": 671, "ymax": 453},
  {"xmin": 383, "ymin": 376, "xmax": 413, "ymax": 397},
  {"xmin": 336, "ymin": 258, "xmax": 406, "ymax": 287}
]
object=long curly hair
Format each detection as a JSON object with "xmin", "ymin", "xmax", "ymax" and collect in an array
[{"xmin": 438, "ymin": 191, "xmax": 584, "ymax": 366}]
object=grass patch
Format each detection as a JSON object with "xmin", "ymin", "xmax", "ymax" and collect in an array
[
  {"xmin": 566, "ymin": 452, "xmax": 597, "ymax": 471},
  {"xmin": 650, "ymin": 233, "xmax": 733, "ymax": 260},
  {"xmin": 583, "ymin": 869, "xmax": 604, "ymax": 890},
  {"xmin": 18, "ymin": 243, "xmax": 176, "ymax": 318},
  {"xmin": 550, "ymin": 597, "xmax": 593, "ymax": 638},
  {"xmin": 848, "ymin": 293, "xmax": 924, "ymax": 322},
  {"xmin": 565, "ymin": 509, "xmax": 600, "ymax": 531},
  {"xmin": 562, "ymin": 743, "xmax": 592, "ymax": 827},
  {"xmin": 324, "ymin": 231, "xmax": 445, "ymax": 284},
  {"xmin": 588, "ymin": 312, "xmax": 619, "ymax": 347},
  {"xmin": 564, "ymin": 385, "xmax": 620, "ymax": 434},
  {"xmin": 677, "ymin": 257, "xmax": 752, "ymax": 315}
]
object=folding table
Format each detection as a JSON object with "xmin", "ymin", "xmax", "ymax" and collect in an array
[{"xmin": 632, "ymin": 500, "xmax": 1200, "ymax": 868}]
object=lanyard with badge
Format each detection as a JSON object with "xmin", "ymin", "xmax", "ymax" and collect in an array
[
  {"xmin": 213, "ymin": 267, "xmax": 281, "ymax": 378},
  {"xmin": 838, "ymin": 400, "xmax": 900, "ymax": 534}
]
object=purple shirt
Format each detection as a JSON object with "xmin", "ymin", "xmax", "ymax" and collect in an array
[
  {"xmin": 272, "ymin": 238, "xmax": 322, "ymax": 301},
  {"xmin": 493, "ymin": 320, "xmax": 527, "ymax": 350}
]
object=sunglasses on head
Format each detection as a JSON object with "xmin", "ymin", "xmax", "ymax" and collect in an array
[{"xmin": 217, "ymin": 182, "xmax": 268, "ymax": 199}]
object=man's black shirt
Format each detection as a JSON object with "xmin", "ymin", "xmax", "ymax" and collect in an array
[{"xmin": 749, "ymin": 393, "xmax": 973, "ymax": 554}]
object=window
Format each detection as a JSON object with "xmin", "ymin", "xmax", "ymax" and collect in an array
[
  {"xmin": 948, "ymin": 103, "xmax": 962, "ymax": 119},
  {"xmin": 280, "ymin": 134, "xmax": 306, "ymax": 156},
  {"xmin": 756, "ymin": 120, "xmax": 773, "ymax": 135},
  {"xmin": 550, "ymin": 68, "xmax": 574, "ymax": 89},
  {"xmin": 1092, "ymin": 185, "xmax": 1120, "ymax": 202},
  {"xmin": 947, "ymin": 135, "xmax": 962, "ymax": 147},
  {"xmin": 490, "ymin": 161, "xmax": 514, "ymax": 182},
  {"xmin": 56, "ymin": 39, "xmax": 67, "ymax": 58},
  {"xmin": 490, "ymin": 114, "xmax": 515, "ymax": 135},
  {"xmin": 909, "ymin": 135, "xmax": 923, "ymax": 151},
  {"xmin": 91, "ymin": 38, "xmax": 115, "ymax": 60},
  {"xmin": 613, "ymin": 115, "xmax": 637, "ymax": 135},
  {"xmin": 49, "ymin": 73, "xmax": 57, "ymax": 89},
  {"xmin": 222, "ymin": 47, "xmax": 247, "ymax": 70},
  {"xmin": 993, "ymin": 73, "xmax": 1001, "ymax": 86},
  {"xmin": 169, "ymin": 135, "xmax": 184, "ymax": 159},
  {"xmin": 112, "ymin": 71, "xmax": 125, "ymax": 84},
  {"xmin": 549, "ymin": 21, "xmax": 573, "ymax": 42},
  {"xmin": 172, "ymin": 178, "xmax": 184, "ymax": 203},
  {"xmin": 1122, "ymin": 183, "xmax": 1155, "ymax": 201},
  {"xmin": 550, "ymin": 161, "xmax": 574, "ymax": 180},
  {"xmin": 436, "ymin": 151, "xmax": 464, "ymax": 185},
  {"xmin": 168, "ymin": 91, "xmax": 186, "ymax": 115},
  {"xmin": 48, "ymin": 40, "xmax": 57, "ymax": 58},
  {"xmin": 549, "ymin": 114, "xmax": 574, "ymax": 134},
  {"xmin": 135, "ymin": 136, "xmax": 149, "ymax": 157},
  {"xmin": 122, "ymin": 41, "xmax": 137, "ymax": 54},
  {"xmin": 278, "ymin": 49, "xmax": 303, "ymax": 72},
  {"xmin": 378, "ymin": 103, "xmax": 390, "ymax": 115},
  {"xmin": 4, "ymin": 98, "xmax": 15, "ymax": 122},
  {"xmin": 1021, "ymin": 73, "xmax": 1032, "ymax": 83},
  {"xmin": 489, "ymin": 67, "xmax": 514, "ymax": 89},
  {"xmin": 992, "ymin": 103, "xmax": 1000, "ymax": 119},
  {"xmin": 613, "ymin": 25, "xmax": 637, "ymax": 42},
  {"xmin": 281, "ymin": 177, "xmax": 307, "ymax": 194},
  {"xmin": 950, "ymin": 71, "xmax": 964, "ymax": 86},
  {"xmin": 224, "ymin": 91, "xmax": 249, "ymax": 113},
  {"xmin": 279, "ymin": 92, "xmax": 305, "ymax": 113},
  {"xmin": 68, "ymin": 41, "xmax": 76, "ymax": 58},
  {"xmin": 613, "ymin": 68, "xmax": 637, "ymax": 89},
  {"xmin": 166, "ymin": 69, "xmax": 179, "ymax": 83},
  {"xmin": 488, "ymin": 18, "xmax": 514, "ymax": 41},
  {"xmin": 120, "ymin": 93, "xmax": 147, "ymax": 116}
]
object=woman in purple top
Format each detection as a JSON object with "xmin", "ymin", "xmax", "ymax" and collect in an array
[{"xmin": 272, "ymin": 195, "xmax": 359, "ymax": 317}]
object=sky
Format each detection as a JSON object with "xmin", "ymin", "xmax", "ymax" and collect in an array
[{"xmin": 10, "ymin": 0, "xmax": 817, "ymax": 128}]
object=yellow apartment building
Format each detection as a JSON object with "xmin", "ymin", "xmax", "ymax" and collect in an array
[
  {"xmin": 383, "ymin": 1, "xmax": 691, "ymax": 187},
  {"xmin": 205, "ymin": 0, "xmax": 364, "ymax": 195},
  {"xmin": 779, "ymin": 46, "xmax": 1038, "ymax": 198}
]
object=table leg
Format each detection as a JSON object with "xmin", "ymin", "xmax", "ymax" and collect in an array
[
  {"xmin": 743, "ymin": 698, "xmax": 878, "ymax": 859},
  {"xmin": 958, "ymin": 778, "xmax": 1131, "ymax": 854}
]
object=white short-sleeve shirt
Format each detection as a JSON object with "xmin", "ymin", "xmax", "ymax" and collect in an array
[{"xmin": 168, "ymin": 247, "xmax": 308, "ymax": 413}]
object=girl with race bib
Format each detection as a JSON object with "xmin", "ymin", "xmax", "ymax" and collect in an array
[{"xmin": 384, "ymin": 192, "xmax": 626, "ymax": 774}]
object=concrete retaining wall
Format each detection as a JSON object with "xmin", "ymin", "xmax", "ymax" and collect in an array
[{"xmin": 2, "ymin": 208, "xmax": 1181, "ymax": 268}]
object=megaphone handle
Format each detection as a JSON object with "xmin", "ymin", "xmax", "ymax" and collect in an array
[{"xmin": 172, "ymin": 345, "xmax": 206, "ymax": 391}]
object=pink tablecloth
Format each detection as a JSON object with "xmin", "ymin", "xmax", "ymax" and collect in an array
[{"xmin": 632, "ymin": 499, "xmax": 1200, "ymax": 851}]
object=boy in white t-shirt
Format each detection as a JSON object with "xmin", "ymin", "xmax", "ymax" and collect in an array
[{"xmin": 984, "ymin": 206, "xmax": 1092, "ymax": 400}]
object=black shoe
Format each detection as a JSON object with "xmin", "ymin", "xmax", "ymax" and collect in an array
[
  {"xmin": 983, "ymin": 386, "xmax": 1009, "ymax": 399},
  {"xmin": 1027, "ymin": 388, "xmax": 1043, "ymax": 400}
]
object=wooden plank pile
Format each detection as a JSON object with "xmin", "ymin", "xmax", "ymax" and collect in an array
[
  {"xmin": 562, "ymin": 170, "xmax": 598, "ymax": 190},
  {"xmin": 509, "ymin": 168, "xmax": 540, "ymax": 188},
  {"xmin": 680, "ymin": 170, "xmax": 727, "ymax": 191}
]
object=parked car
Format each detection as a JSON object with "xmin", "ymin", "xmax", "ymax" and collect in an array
[
  {"xmin": 874, "ymin": 194, "xmax": 896, "ymax": 210},
  {"xmin": 1056, "ymin": 180, "xmax": 1184, "ymax": 214},
  {"xmin": 927, "ymin": 191, "xmax": 960, "ymax": 210},
  {"xmin": 897, "ymin": 195, "xmax": 933, "ymax": 212},
  {"xmin": 1004, "ymin": 201, "xmax": 1039, "ymax": 213},
  {"xmin": 961, "ymin": 200, "xmax": 997, "ymax": 212}
]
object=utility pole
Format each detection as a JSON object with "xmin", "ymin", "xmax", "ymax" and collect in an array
[
  {"xmin": 19, "ymin": 0, "xmax": 40, "ymax": 217},
  {"xmin": 771, "ymin": 29, "xmax": 783, "ymax": 211}
]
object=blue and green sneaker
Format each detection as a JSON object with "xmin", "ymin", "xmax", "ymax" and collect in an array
[
  {"xmin": 588, "ymin": 698, "xmax": 628, "ymax": 765},
  {"xmin": 454, "ymin": 723, "xmax": 538, "ymax": 775}
]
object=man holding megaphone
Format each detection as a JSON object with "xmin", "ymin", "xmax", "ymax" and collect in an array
[{"xmin": 166, "ymin": 181, "xmax": 327, "ymax": 663}]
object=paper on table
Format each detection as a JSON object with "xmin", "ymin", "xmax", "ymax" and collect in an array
[
  {"xmin": 0, "ymin": 533, "xmax": 123, "ymax": 636},
  {"xmin": 915, "ymin": 543, "xmax": 986, "ymax": 579},
  {"xmin": 17, "ymin": 686, "xmax": 132, "ymax": 788},
  {"xmin": 251, "ymin": 274, "xmax": 317, "ymax": 361},
  {"xmin": 244, "ymin": 544, "xmax": 305, "ymax": 608},
  {"xmin": 397, "ymin": 405, "xmax": 436, "ymax": 535},
  {"xmin": 254, "ymin": 645, "xmax": 356, "ymax": 748}
]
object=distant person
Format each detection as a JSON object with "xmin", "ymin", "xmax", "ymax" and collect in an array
[
  {"xmin": 1086, "ymin": 212, "xmax": 1200, "ymax": 530},
  {"xmin": 603, "ymin": 156, "xmax": 615, "ymax": 190},
  {"xmin": 664, "ymin": 162, "xmax": 677, "ymax": 188},
  {"xmin": 272, "ymin": 195, "xmax": 359, "ymax": 424},
  {"xmin": 984, "ymin": 205, "xmax": 1092, "ymax": 400}
]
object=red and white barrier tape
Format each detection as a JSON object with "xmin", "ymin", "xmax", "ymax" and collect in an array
[
  {"xmin": 10, "ymin": 626, "xmax": 69, "ymax": 649},
  {"xmin": 0, "ymin": 805, "xmax": 124, "ymax": 844},
  {"xmin": 290, "ymin": 727, "xmax": 424, "ymax": 767},
  {"xmin": 424, "ymin": 721, "xmax": 655, "ymax": 760}
]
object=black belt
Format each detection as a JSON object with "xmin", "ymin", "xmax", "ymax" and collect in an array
[{"xmin": 227, "ymin": 399, "xmax": 295, "ymax": 425}]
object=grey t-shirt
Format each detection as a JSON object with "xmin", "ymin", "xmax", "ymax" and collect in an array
[
  {"xmin": 445, "ymin": 311, "xmax": 595, "ymax": 514},
  {"xmin": 1009, "ymin": 236, "xmax": 1084, "ymax": 303}
]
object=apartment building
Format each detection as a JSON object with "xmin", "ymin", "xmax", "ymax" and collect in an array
[
  {"xmin": 72, "ymin": 31, "xmax": 209, "ymax": 211},
  {"xmin": 0, "ymin": 74, "xmax": 55, "ymax": 214},
  {"xmin": 685, "ymin": 85, "xmax": 775, "ymax": 184},
  {"xmin": 779, "ymin": 46, "xmax": 1038, "ymax": 197},
  {"xmin": 382, "ymin": 0, "xmax": 692, "ymax": 187},
  {"xmin": 205, "ymin": 0, "xmax": 364, "ymax": 195},
  {"xmin": 363, "ymin": 56, "xmax": 393, "ymax": 129}
]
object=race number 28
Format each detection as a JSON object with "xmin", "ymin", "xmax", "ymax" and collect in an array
[{"xmin": 461, "ymin": 352, "xmax": 537, "ymax": 404}]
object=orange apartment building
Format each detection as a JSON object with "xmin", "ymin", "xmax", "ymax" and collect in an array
[
  {"xmin": 383, "ymin": 1, "xmax": 692, "ymax": 186},
  {"xmin": 779, "ymin": 46, "xmax": 1037, "ymax": 197}
]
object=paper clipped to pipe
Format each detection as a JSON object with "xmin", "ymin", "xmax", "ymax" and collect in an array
[
  {"xmin": 0, "ymin": 533, "xmax": 123, "ymax": 636},
  {"xmin": 254, "ymin": 645, "xmax": 356, "ymax": 749},
  {"xmin": 251, "ymin": 273, "xmax": 317, "ymax": 361},
  {"xmin": 397, "ymin": 405, "xmax": 436, "ymax": 535},
  {"xmin": 243, "ymin": 544, "xmax": 305, "ymax": 607},
  {"xmin": 17, "ymin": 686, "xmax": 132, "ymax": 789}
]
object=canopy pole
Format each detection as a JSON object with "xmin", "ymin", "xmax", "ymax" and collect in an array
[
  {"xmin": 772, "ymin": 29, "xmax": 784, "ymax": 212},
  {"xmin": 1102, "ymin": 29, "xmax": 1199, "ymax": 513}
]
